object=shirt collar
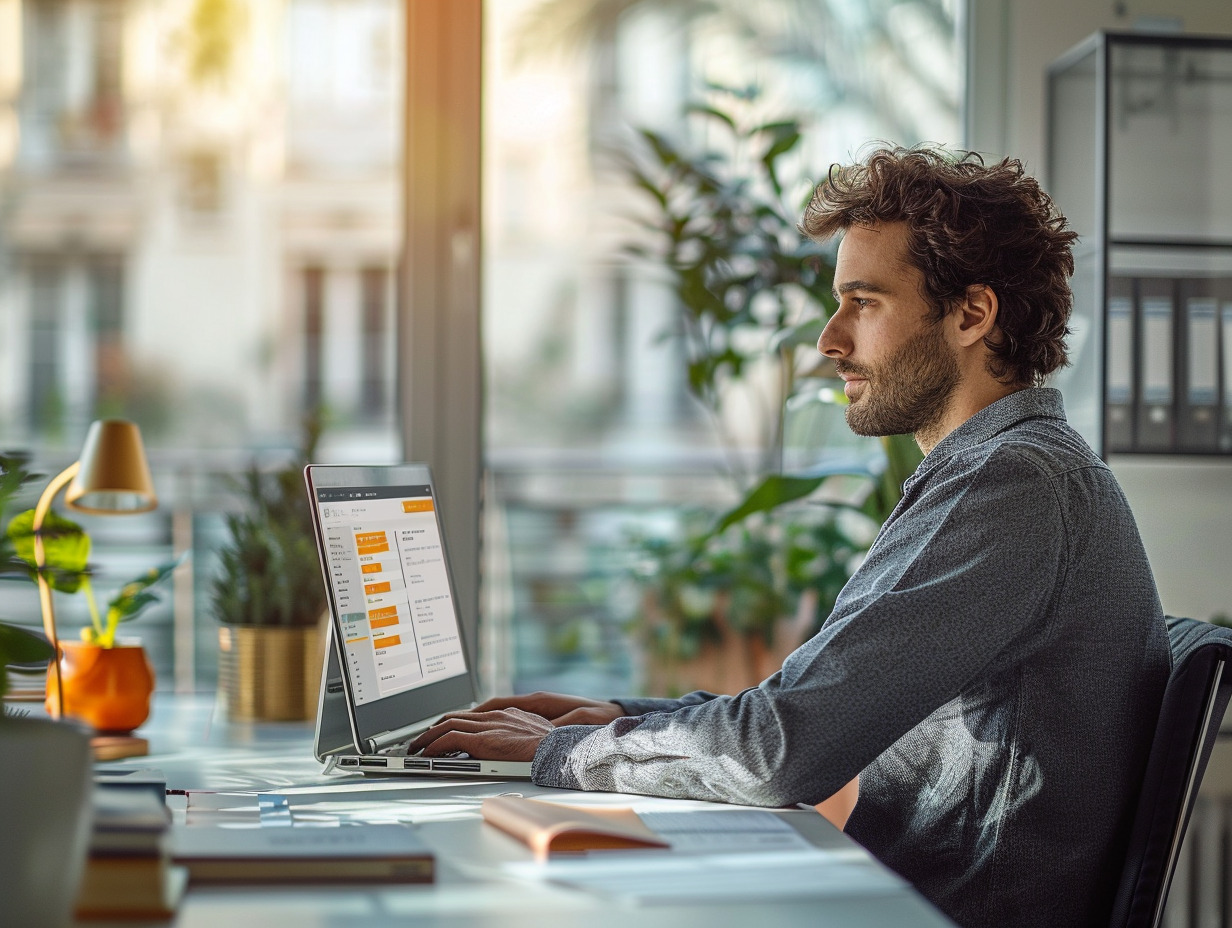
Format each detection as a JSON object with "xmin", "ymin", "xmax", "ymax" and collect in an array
[{"xmin": 904, "ymin": 387, "xmax": 1067, "ymax": 491}]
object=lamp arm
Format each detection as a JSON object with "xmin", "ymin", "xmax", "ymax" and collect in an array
[{"xmin": 33, "ymin": 461, "xmax": 80, "ymax": 720}]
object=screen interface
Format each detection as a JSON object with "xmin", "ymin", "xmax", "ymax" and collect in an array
[{"xmin": 313, "ymin": 482, "xmax": 467, "ymax": 707}]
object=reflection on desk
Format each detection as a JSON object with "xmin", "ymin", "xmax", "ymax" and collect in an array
[{"xmin": 89, "ymin": 694, "xmax": 956, "ymax": 928}]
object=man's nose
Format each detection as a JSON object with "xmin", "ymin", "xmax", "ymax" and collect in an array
[{"xmin": 818, "ymin": 312, "xmax": 849, "ymax": 359}]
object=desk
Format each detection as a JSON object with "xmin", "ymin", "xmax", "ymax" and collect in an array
[{"xmin": 89, "ymin": 693, "xmax": 954, "ymax": 928}]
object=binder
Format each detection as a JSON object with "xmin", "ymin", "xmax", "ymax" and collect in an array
[
  {"xmin": 1222, "ymin": 300, "xmax": 1232, "ymax": 452},
  {"xmin": 1134, "ymin": 278, "xmax": 1176, "ymax": 452},
  {"xmin": 1105, "ymin": 277, "xmax": 1135, "ymax": 453},
  {"xmin": 1177, "ymin": 279, "xmax": 1220, "ymax": 452}
]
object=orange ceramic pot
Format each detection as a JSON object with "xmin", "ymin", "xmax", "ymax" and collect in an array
[{"xmin": 45, "ymin": 641, "xmax": 155, "ymax": 732}]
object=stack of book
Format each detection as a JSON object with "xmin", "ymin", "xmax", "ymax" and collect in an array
[
  {"xmin": 171, "ymin": 822, "xmax": 436, "ymax": 884},
  {"xmin": 75, "ymin": 772, "xmax": 187, "ymax": 920}
]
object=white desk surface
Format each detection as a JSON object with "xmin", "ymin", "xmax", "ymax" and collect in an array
[{"xmin": 84, "ymin": 693, "xmax": 955, "ymax": 928}]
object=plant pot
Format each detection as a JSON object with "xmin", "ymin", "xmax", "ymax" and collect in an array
[
  {"xmin": 45, "ymin": 640, "xmax": 155, "ymax": 732},
  {"xmin": 0, "ymin": 715, "xmax": 93, "ymax": 927},
  {"xmin": 217, "ymin": 624, "xmax": 324, "ymax": 721},
  {"xmin": 641, "ymin": 589, "xmax": 819, "ymax": 697}
]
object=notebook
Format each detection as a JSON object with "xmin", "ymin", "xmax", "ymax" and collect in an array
[{"xmin": 305, "ymin": 463, "xmax": 532, "ymax": 779}]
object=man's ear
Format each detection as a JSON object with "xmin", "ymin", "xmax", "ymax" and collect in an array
[{"xmin": 952, "ymin": 284, "xmax": 999, "ymax": 348}]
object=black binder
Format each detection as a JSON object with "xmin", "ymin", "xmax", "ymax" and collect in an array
[
  {"xmin": 1134, "ymin": 277, "xmax": 1176, "ymax": 452},
  {"xmin": 1222, "ymin": 299, "xmax": 1232, "ymax": 453},
  {"xmin": 1177, "ymin": 279, "xmax": 1222, "ymax": 453}
]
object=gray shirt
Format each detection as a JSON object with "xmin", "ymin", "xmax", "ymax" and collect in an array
[{"xmin": 531, "ymin": 387, "xmax": 1170, "ymax": 928}]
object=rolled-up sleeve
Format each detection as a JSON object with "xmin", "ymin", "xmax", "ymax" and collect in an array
[{"xmin": 530, "ymin": 445, "xmax": 1068, "ymax": 806}]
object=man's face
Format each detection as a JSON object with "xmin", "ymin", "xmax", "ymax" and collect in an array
[{"xmin": 818, "ymin": 221, "xmax": 961, "ymax": 438}]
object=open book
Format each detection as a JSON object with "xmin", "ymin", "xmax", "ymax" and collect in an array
[{"xmin": 481, "ymin": 797, "xmax": 670, "ymax": 859}]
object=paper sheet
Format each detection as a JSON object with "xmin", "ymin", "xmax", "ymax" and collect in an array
[
  {"xmin": 498, "ymin": 810, "xmax": 903, "ymax": 904},
  {"xmin": 638, "ymin": 809, "xmax": 813, "ymax": 853},
  {"xmin": 504, "ymin": 848, "xmax": 903, "ymax": 904}
]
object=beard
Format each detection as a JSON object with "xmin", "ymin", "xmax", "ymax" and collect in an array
[{"xmin": 837, "ymin": 324, "xmax": 961, "ymax": 438}]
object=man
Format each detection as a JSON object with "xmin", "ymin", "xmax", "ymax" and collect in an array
[{"xmin": 410, "ymin": 147, "xmax": 1170, "ymax": 928}]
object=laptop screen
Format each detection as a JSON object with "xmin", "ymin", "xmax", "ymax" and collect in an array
[{"xmin": 306, "ymin": 464, "xmax": 476, "ymax": 746}]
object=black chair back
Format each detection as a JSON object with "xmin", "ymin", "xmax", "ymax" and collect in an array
[{"xmin": 1110, "ymin": 616, "xmax": 1232, "ymax": 928}]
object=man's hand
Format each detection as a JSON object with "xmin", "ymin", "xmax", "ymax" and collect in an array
[
  {"xmin": 406, "ymin": 707, "xmax": 555, "ymax": 761},
  {"xmin": 470, "ymin": 692, "xmax": 626, "ymax": 727}
]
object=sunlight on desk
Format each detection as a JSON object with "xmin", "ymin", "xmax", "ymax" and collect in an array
[{"xmin": 85, "ymin": 693, "xmax": 956, "ymax": 928}]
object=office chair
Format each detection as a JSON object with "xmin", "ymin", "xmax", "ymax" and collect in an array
[{"xmin": 1109, "ymin": 615, "xmax": 1232, "ymax": 928}]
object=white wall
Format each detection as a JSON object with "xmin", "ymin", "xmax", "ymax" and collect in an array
[
  {"xmin": 967, "ymin": 0, "xmax": 1232, "ymax": 623},
  {"xmin": 967, "ymin": 0, "xmax": 1232, "ymax": 174}
]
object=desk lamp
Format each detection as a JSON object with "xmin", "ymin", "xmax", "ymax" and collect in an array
[{"xmin": 33, "ymin": 419, "xmax": 157, "ymax": 718}]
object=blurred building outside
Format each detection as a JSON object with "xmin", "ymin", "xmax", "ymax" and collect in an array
[{"xmin": 0, "ymin": 0, "xmax": 961, "ymax": 698}]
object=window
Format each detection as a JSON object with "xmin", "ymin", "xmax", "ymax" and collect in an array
[
  {"xmin": 0, "ymin": 0, "xmax": 962, "ymax": 700},
  {"xmin": 482, "ymin": 0, "xmax": 963, "ymax": 696},
  {"xmin": 0, "ymin": 0, "xmax": 405, "ymax": 687}
]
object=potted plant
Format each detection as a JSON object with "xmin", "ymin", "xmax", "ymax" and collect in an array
[
  {"xmin": 0, "ymin": 454, "xmax": 94, "ymax": 928},
  {"xmin": 210, "ymin": 420, "xmax": 327, "ymax": 721},
  {"xmin": 2, "ymin": 466, "xmax": 179, "ymax": 732},
  {"xmin": 620, "ymin": 89, "xmax": 922, "ymax": 696}
]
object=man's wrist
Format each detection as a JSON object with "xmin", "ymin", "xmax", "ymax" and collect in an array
[
  {"xmin": 613, "ymin": 695, "xmax": 684, "ymax": 716},
  {"xmin": 530, "ymin": 724, "xmax": 596, "ymax": 789}
]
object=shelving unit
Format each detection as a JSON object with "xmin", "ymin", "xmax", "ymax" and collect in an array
[{"xmin": 1047, "ymin": 31, "xmax": 1232, "ymax": 456}]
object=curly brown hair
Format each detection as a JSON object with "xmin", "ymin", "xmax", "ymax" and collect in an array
[{"xmin": 801, "ymin": 146, "xmax": 1078, "ymax": 387}]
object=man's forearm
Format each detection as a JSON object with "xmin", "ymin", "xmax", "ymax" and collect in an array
[
  {"xmin": 529, "ymin": 689, "xmax": 844, "ymax": 806},
  {"xmin": 612, "ymin": 689, "xmax": 721, "ymax": 717}
]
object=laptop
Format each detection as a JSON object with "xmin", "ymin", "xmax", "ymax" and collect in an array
[{"xmin": 305, "ymin": 462, "xmax": 532, "ymax": 779}]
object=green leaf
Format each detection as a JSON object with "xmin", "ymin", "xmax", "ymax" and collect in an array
[
  {"xmin": 769, "ymin": 317, "xmax": 826, "ymax": 352},
  {"xmin": 713, "ymin": 475, "xmax": 829, "ymax": 535},
  {"xmin": 0, "ymin": 453, "xmax": 40, "ymax": 522},
  {"xmin": 5, "ymin": 508, "xmax": 91, "ymax": 593},
  {"xmin": 0, "ymin": 621, "xmax": 54, "ymax": 701},
  {"xmin": 684, "ymin": 103, "xmax": 737, "ymax": 131},
  {"xmin": 627, "ymin": 168, "xmax": 669, "ymax": 210},
  {"xmin": 883, "ymin": 432, "xmax": 924, "ymax": 487},
  {"xmin": 753, "ymin": 119, "xmax": 803, "ymax": 138},
  {"xmin": 98, "ymin": 555, "xmax": 185, "ymax": 646},
  {"xmin": 0, "ymin": 623, "xmax": 53, "ymax": 665},
  {"xmin": 638, "ymin": 128, "xmax": 680, "ymax": 169}
]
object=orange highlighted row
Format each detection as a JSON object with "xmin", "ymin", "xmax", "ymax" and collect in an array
[
  {"xmin": 370, "ymin": 614, "xmax": 399, "ymax": 630},
  {"xmin": 374, "ymin": 635, "xmax": 402, "ymax": 649},
  {"xmin": 361, "ymin": 562, "xmax": 383, "ymax": 574},
  {"xmin": 365, "ymin": 581, "xmax": 392, "ymax": 595},
  {"xmin": 369, "ymin": 605, "xmax": 397, "ymax": 621},
  {"xmin": 354, "ymin": 530, "xmax": 390, "ymax": 555},
  {"xmin": 402, "ymin": 499, "xmax": 435, "ymax": 513}
]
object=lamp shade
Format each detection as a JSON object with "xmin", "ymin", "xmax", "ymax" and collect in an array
[{"xmin": 64, "ymin": 419, "xmax": 157, "ymax": 514}]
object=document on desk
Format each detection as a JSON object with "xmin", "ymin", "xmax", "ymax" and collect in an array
[
  {"xmin": 638, "ymin": 809, "xmax": 813, "ymax": 853},
  {"xmin": 507, "ymin": 848, "xmax": 903, "ymax": 905},
  {"xmin": 502, "ymin": 810, "xmax": 905, "ymax": 904}
]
